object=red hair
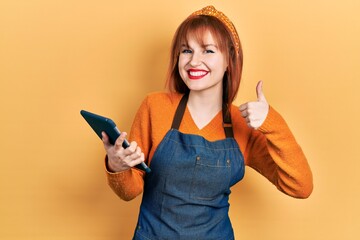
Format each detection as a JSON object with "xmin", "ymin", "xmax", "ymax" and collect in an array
[{"xmin": 165, "ymin": 15, "xmax": 243, "ymax": 109}]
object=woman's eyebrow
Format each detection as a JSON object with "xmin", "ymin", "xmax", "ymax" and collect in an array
[{"xmin": 203, "ymin": 44, "xmax": 218, "ymax": 48}]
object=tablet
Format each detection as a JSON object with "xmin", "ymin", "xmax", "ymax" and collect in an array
[{"xmin": 80, "ymin": 110, "xmax": 151, "ymax": 173}]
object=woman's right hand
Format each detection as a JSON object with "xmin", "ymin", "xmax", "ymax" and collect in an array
[{"xmin": 102, "ymin": 131, "xmax": 145, "ymax": 173}]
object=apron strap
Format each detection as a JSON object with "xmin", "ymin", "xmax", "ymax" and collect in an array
[
  {"xmin": 222, "ymin": 104, "xmax": 234, "ymax": 138},
  {"xmin": 171, "ymin": 93, "xmax": 189, "ymax": 130},
  {"xmin": 171, "ymin": 94, "xmax": 234, "ymax": 138}
]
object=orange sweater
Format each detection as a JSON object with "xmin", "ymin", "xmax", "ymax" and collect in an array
[{"xmin": 106, "ymin": 92, "xmax": 313, "ymax": 200}]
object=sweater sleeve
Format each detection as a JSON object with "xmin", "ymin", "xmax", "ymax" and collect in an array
[
  {"xmin": 245, "ymin": 106, "xmax": 313, "ymax": 198},
  {"xmin": 104, "ymin": 96, "xmax": 152, "ymax": 201}
]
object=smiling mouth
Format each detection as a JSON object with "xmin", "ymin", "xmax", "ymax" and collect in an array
[{"xmin": 188, "ymin": 70, "xmax": 208, "ymax": 79}]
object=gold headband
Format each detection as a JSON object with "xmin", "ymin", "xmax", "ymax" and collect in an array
[{"xmin": 190, "ymin": 5, "xmax": 241, "ymax": 56}]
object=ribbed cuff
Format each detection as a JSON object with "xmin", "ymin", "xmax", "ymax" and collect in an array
[{"xmin": 104, "ymin": 155, "xmax": 132, "ymax": 177}]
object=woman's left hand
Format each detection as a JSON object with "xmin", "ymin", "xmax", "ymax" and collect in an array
[{"xmin": 239, "ymin": 81, "xmax": 269, "ymax": 129}]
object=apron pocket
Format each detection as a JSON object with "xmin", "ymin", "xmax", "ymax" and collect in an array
[{"xmin": 190, "ymin": 155, "xmax": 231, "ymax": 201}]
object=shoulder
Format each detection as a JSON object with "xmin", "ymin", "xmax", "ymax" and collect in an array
[
  {"xmin": 142, "ymin": 91, "xmax": 183, "ymax": 111},
  {"xmin": 132, "ymin": 92, "xmax": 184, "ymax": 152},
  {"xmin": 145, "ymin": 91, "xmax": 183, "ymax": 103}
]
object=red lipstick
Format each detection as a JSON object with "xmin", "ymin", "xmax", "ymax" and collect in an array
[{"xmin": 187, "ymin": 69, "xmax": 209, "ymax": 80}]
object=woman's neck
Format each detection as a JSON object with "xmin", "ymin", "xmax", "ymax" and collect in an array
[{"xmin": 187, "ymin": 90, "xmax": 223, "ymax": 129}]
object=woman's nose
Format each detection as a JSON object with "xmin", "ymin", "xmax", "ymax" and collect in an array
[{"xmin": 189, "ymin": 52, "xmax": 202, "ymax": 67}]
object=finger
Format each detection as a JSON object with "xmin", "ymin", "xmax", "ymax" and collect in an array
[
  {"xmin": 130, "ymin": 146, "xmax": 142, "ymax": 160},
  {"xmin": 239, "ymin": 103, "xmax": 248, "ymax": 111},
  {"xmin": 256, "ymin": 80, "xmax": 267, "ymax": 102},
  {"xmin": 124, "ymin": 141, "xmax": 138, "ymax": 155},
  {"xmin": 128, "ymin": 152, "xmax": 145, "ymax": 167},
  {"xmin": 114, "ymin": 132, "xmax": 127, "ymax": 151},
  {"xmin": 102, "ymin": 132, "xmax": 111, "ymax": 149},
  {"xmin": 240, "ymin": 109, "xmax": 248, "ymax": 118}
]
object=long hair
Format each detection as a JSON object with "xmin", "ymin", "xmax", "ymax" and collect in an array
[{"xmin": 165, "ymin": 15, "xmax": 243, "ymax": 110}]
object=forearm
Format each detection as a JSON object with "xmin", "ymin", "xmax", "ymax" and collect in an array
[{"xmin": 256, "ymin": 107, "xmax": 313, "ymax": 198}]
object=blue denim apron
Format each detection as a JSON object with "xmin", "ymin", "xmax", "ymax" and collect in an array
[{"xmin": 133, "ymin": 94, "xmax": 245, "ymax": 240}]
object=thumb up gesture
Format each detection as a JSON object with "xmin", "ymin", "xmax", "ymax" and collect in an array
[{"xmin": 239, "ymin": 81, "xmax": 269, "ymax": 129}]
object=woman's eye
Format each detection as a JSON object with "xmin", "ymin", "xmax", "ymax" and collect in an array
[
  {"xmin": 181, "ymin": 49, "xmax": 192, "ymax": 54},
  {"xmin": 205, "ymin": 49, "xmax": 215, "ymax": 53}
]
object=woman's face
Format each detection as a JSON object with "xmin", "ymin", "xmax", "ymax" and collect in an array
[{"xmin": 178, "ymin": 30, "xmax": 228, "ymax": 96}]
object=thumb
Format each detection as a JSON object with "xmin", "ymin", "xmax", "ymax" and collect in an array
[{"xmin": 256, "ymin": 80, "xmax": 266, "ymax": 102}]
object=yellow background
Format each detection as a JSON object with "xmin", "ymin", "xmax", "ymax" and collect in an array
[{"xmin": 1, "ymin": 0, "xmax": 359, "ymax": 239}]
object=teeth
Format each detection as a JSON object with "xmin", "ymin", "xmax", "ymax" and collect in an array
[{"xmin": 189, "ymin": 71, "xmax": 207, "ymax": 77}]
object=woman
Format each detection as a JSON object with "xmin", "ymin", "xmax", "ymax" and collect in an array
[{"xmin": 102, "ymin": 5, "xmax": 313, "ymax": 240}]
